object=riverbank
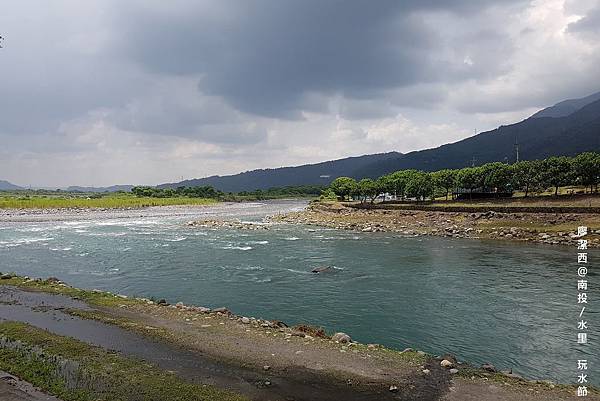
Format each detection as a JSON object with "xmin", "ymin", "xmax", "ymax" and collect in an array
[
  {"xmin": 0, "ymin": 275, "xmax": 594, "ymax": 401},
  {"xmin": 269, "ymin": 201, "xmax": 600, "ymax": 247},
  {"xmin": 0, "ymin": 193, "xmax": 217, "ymax": 209}
]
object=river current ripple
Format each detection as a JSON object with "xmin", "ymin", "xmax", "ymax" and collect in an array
[{"xmin": 0, "ymin": 200, "xmax": 597, "ymax": 385}]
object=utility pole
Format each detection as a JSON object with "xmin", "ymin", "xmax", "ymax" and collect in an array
[
  {"xmin": 514, "ymin": 136, "xmax": 520, "ymax": 163},
  {"xmin": 471, "ymin": 156, "xmax": 476, "ymax": 167}
]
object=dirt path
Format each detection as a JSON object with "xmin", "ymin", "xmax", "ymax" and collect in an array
[
  {"xmin": 104, "ymin": 302, "xmax": 597, "ymax": 401},
  {"xmin": 0, "ymin": 285, "xmax": 445, "ymax": 401}
]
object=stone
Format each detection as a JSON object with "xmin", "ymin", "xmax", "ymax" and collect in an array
[
  {"xmin": 401, "ymin": 347, "xmax": 413, "ymax": 353},
  {"xmin": 481, "ymin": 363, "xmax": 496, "ymax": 372},
  {"xmin": 440, "ymin": 359, "xmax": 454, "ymax": 368},
  {"xmin": 422, "ymin": 369, "xmax": 430, "ymax": 374},
  {"xmin": 213, "ymin": 307, "xmax": 230, "ymax": 314},
  {"xmin": 157, "ymin": 299, "xmax": 168, "ymax": 306},
  {"xmin": 449, "ymin": 368, "xmax": 459, "ymax": 374},
  {"xmin": 176, "ymin": 301, "xmax": 185, "ymax": 308},
  {"xmin": 389, "ymin": 385, "xmax": 399, "ymax": 393},
  {"xmin": 332, "ymin": 332, "xmax": 351, "ymax": 343},
  {"xmin": 504, "ymin": 372, "xmax": 524, "ymax": 381},
  {"xmin": 241, "ymin": 317, "xmax": 250, "ymax": 324},
  {"xmin": 263, "ymin": 365, "xmax": 271, "ymax": 371}
]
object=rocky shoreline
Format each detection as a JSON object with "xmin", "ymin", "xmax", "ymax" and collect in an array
[{"xmin": 268, "ymin": 202, "xmax": 600, "ymax": 247}]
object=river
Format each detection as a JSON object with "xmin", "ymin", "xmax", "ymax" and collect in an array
[{"xmin": 0, "ymin": 200, "xmax": 597, "ymax": 385}]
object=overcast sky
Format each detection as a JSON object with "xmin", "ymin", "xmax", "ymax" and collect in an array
[{"xmin": 1, "ymin": 0, "xmax": 599, "ymax": 187}]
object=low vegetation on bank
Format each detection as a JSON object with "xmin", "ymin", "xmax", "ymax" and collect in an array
[
  {"xmin": 0, "ymin": 192, "xmax": 216, "ymax": 209},
  {"xmin": 132, "ymin": 184, "xmax": 324, "ymax": 201},
  {"xmin": 0, "ymin": 185, "xmax": 324, "ymax": 209}
]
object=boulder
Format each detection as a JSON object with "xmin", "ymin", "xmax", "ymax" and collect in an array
[
  {"xmin": 481, "ymin": 363, "xmax": 496, "ymax": 372},
  {"xmin": 332, "ymin": 332, "xmax": 351, "ymax": 343},
  {"xmin": 440, "ymin": 359, "xmax": 454, "ymax": 368},
  {"xmin": 241, "ymin": 317, "xmax": 250, "ymax": 324}
]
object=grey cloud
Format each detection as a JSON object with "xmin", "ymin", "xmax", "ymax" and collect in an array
[
  {"xmin": 568, "ymin": 4, "xmax": 600, "ymax": 36},
  {"xmin": 3, "ymin": 0, "xmax": 600, "ymax": 187},
  {"xmin": 113, "ymin": 0, "xmax": 528, "ymax": 118}
]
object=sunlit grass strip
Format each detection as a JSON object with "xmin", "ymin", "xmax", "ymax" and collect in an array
[
  {"xmin": 0, "ymin": 321, "xmax": 248, "ymax": 401},
  {"xmin": 1, "ymin": 276, "xmax": 144, "ymax": 308},
  {"xmin": 0, "ymin": 195, "xmax": 216, "ymax": 209}
]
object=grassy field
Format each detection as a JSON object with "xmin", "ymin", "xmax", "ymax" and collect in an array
[{"xmin": 0, "ymin": 193, "xmax": 216, "ymax": 209}]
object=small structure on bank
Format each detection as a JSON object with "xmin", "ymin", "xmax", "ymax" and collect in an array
[{"xmin": 453, "ymin": 187, "xmax": 513, "ymax": 200}]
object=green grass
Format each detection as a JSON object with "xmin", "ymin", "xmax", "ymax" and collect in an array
[
  {"xmin": 0, "ymin": 276, "xmax": 144, "ymax": 308},
  {"xmin": 0, "ymin": 321, "xmax": 248, "ymax": 401},
  {"xmin": 0, "ymin": 194, "xmax": 216, "ymax": 209}
]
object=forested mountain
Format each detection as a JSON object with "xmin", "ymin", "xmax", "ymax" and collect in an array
[
  {"xmin": 354, "ymin": 98, "xmax": 600, "ymax": 178},
  {"xmin": 159, "ymin": 92, "xmax": 600, "ymax": 192},
  {"xmin": 158, "ymin": 152, "xmax": 401, "ymax": 192}
]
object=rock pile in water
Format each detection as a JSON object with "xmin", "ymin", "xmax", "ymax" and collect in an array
[{"xmin": 186, "ymin": 219, "xmax": 270, "ymax": 230}]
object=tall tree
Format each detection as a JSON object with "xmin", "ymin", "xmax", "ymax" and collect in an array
[
  {"xmin": 358, "ymin": 178, "xmax": 381, "ymax": 203},
  {"xmin": 480, "ymin": 162, "xmax": 512, "ymax": 193},
  {"xmin": 405, "ymin": 172, "xmax": 434, "ymax": 201},
  {"xmin": 454, "ymin": 167, "xmax": 482, "ymax": 199},
  {"xmin": 329, "ymin": 177, "xmax": 358, "ymax": 201},
  {"xmin": 431, "ymin": 169, "xmax": 456, "ymax": 200},
  {"xmin": 573, "ymin": 152, "xmax": 600, "ymax": 193},
  {"xmin": 511, "ymin": 160, "xmax": 542, "ymax": 197},
  {"xmin": 540, "ymin": 156, "xmax": 574, "ymax": 196},
  {"xmin": 386, "ymin": 170, "xmax": 418, "ymax": 200}
]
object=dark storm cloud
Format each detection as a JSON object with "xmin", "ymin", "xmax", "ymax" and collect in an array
[
  {"xmin": 3, "ymin": 0, "xmax": 600, "ymax": 187},
  {"xmin": 113, "ymin": 0, "xmax": 528, "ymax": 118}
]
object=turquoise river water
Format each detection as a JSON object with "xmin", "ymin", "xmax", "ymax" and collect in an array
[{"xmin": 0, "ymin": 200, "xmax": 597, "ymax": 385}]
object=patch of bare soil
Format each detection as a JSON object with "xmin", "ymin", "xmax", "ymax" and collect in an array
[{"xmin": 0, "ymin": 371, "xmax": 62, "ymax": 401}]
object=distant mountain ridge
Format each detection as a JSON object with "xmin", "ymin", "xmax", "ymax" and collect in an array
[
  {"xmin": 531, "ymin": 90, "xmax": 600, "ymax": 118},
  {"xmin": 158, "ymin": 152, "xmax": 402, "ymax": 192},
  {"xmin": 66, "ymin": 185, "xmax": 134, "ymax": 193},
  {"xmin": 0, "ymin": 180, "xmax": 23, "ymax": 190}
]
